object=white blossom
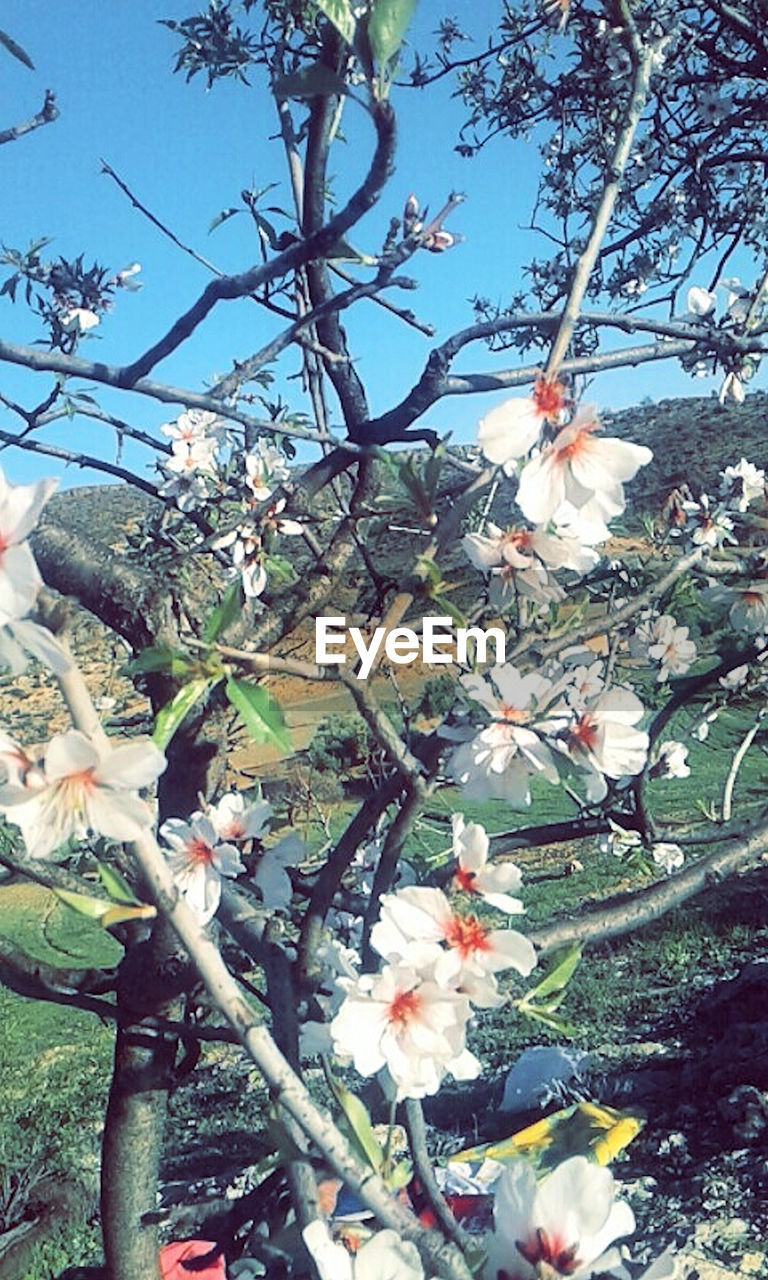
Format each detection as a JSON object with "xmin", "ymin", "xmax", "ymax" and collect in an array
[
  {"xmin": 483, "ymin": 1156, "xmax": 636, "ymax": 1280},
  {"xmin": 719, "ymin": 458, "xmax": 765, "ymax": 512},
  {"xmin": 646, "ymin": 615, "xmax": 697, "ymax": 682},
  {"xmin": 158, "ymin": 468, "xmax": 210, "ymax": 512},
  {"xmin": 60, "ymin": 307, "xmax": 100, "ymax": 333},
  {"xmin": 681, "ymin": 494, "xmax": 735, "ymax": 547},
  {"xmin": 477, "ymin": 379, "xmax": 568, "ymax": 473},
  {"xmin": 114, "ymin": 262, "xmax": 142, "ymax": 290},
  {"xmin": 165, "ymin": 436, "xmax": 219, "ymax": 478},
  {"xmin": 207, "ymin": 791, "xmax": 272, "ymax": 842},
  {"xmin": 652, "ymin": 842, "xmax": 684, "ymax": 873},
  {"xmin": 563, "ymin": 687, "xmax": 649, "ymax": 787},
  {"xmin": 161, "ymin": 408, "xmax": 224, "ymax": 444},
  {"xmin": 451, "ymin": 813, "xmax": 526, "ymax": 915},
  {"xmin": 303, "ymin": 1222, "xmax": 428, "ymax": 1280},
  {"xmin": 448, "ymin": 666, "xmax": 561, "ymax": 807},
  {"xmin": 0, "ymin": 731, "xmax": 166, "ymax": 859},
  {"xmin": 244, "ymin": 442, "xmax": 290, "ymax": 502},
  {"xmin": 515, "ymin": 408, "xmax": 652, "ymax": 527},
  {"xmin": 161, "ymin": 814, "xmax": 245, "ymax": 923},
  {"xmin": 719, "ymin": 664, "xmax": 749, "ymax": 691},
  {"xmin": 229, "ymin": 526, "xmax": 268, "ymax": 598},
  {"xmin": 685, "ymin": 286, "xmax": 716, "ymax": 317},
  {"xmin": 329, "ymin": 960, "xmax": 480, "ymax": 1099},
  {"xmin": 463, "ymin": 522, "xmax": 599, "ymax": 607},
  {"xmin": 371, "ymin": 885, "xmax": 536, "ymax": 1008},
  {"xmin": 719, "ymin": 371, "xmax": 746, "ymax": 405},
  {"xmin": 651, "ymin": 740, "xmax": 690, "ymax": 779},
  {"xmin": 0, "ymin": 471, "xmax": 57, "ymax": 624}
]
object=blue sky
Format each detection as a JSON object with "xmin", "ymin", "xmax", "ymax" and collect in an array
[{"xmin": 0, "ymin": 2, "xmax": 761, "ymax": 487}]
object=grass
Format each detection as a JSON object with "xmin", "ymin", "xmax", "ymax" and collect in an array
[{"xmin": 0, "ymin": 882, "xmax": 119, "ymax": 1278}]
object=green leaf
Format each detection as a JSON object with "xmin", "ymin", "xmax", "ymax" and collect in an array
[
  {"xmin": 54, "ymin": 888, "xmax": 156, "ymax": 929},
  {"xmin": 327, "ymin": 1074, "xmax": 383, "ymax": 1172},
  {"xmin": 209, "ymin": 207, "xmax": 242, "ymax": 234},
  {"xmin": 519, "ymin": 1005, "xmax": 577, "ymax": 1038},
  {"xmin": 273, "ymin": 62, "xmax": 348, "ymax": 100},
  {"xmin": 432, "ymin": 593, "xmax": 467, "ymax": 628},
  {"xmin": 225, "ymin": 677, "xmax": 291, "ymax": 753},
  {"xmin": 0, "ymin": 28, "xmax": 34, "ymax": 70},
  {"xmin": 96, "ymin": 861, "xmax": 141, "ymax": 905},
  {"xmin": 252, "ymin": 212, "xmax": 278, "ymax": 249},
  {"xmin": 315, "ymin": 0, "xmax": 357, "ymax": 45},
  {"xmin": 387, "ymin": 1159, "xmax": 413, "ymax": 1191},
  {"xmin": 203, "ymin": 579, "xmax": 244, "ymax": 644},
  {"xmin": 127, "ymin": 644, "xmax": 194, "ymax": 678},
  {"xmin": 152, "ymin": 677, "xmax": 214, "ymax": 750},
  {"xmin": 367, "ymin": 0, "xmax": 417, "ymax": 67},
  {"xmin": 264, "ymin": 553, "xmax": 296, "ymax": 585},
  {"xmin": 525, "ymin": 943, "xmax": 582, "ymax": 1001}
]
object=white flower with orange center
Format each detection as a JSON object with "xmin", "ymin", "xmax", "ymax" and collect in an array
[
  {"xmin": 0, "ymin": 730, "xmax": 166, "ymax": 860},
  {"xmin": 563, "ymin": 687, "xmax": 648, "ymax": 791},
  {"xmin": 463, "ymin": 522, "xmax": 598, "ymax": 608},
  {"xmin": 165, "ymin": 436, "xmax": 219, "ymax": 477},
  {"xmin": 483, "ymin": 1156, "xmax": 636, "ymax": 1280},
  {"xmin": 190, "ymin": 793, "xmax": 299, "ymax": 910},
  {"xmin": 161, "ymin": 814, "xmax": 245, "ymax": 923},
  {"xmin": 451, "ymin": 813, "xmax": 526, "ymax": 916},
  {"xmin": 449, "ymin": 666, "xmax": 562, "ymax": 807},
  {"xmin": 464, "ymin": 522, "xmax": 598, "ymax": 576},
  {"xmin": 478, "ymin": 378, "xmax": 568, "ymax": 474},
  {"xmin": 329, "ymin": 961, "xmax": 480, "ymax": 1099},
  {"xmin": 516, "ymin": 407, "xmax": 652, "ymax": 527},
  {"xmin": 371, "ymin": 886, "xmax": 536, "ymax": 1008},
  {"xmin": 244, "ymin": 442, "xmax": 290, "ymax": 502},
  {"xmin": 207, "ymin": 791, "xmax": 272, "ymax": 842},
  {"xmin": 161, "ymin": 409, "xmax": 223, "ymax": 445}
]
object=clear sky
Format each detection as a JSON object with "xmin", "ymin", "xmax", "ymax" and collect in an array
[{"xmin": 0, "ymin": 1, "xmax": 762, "ymax": 488}]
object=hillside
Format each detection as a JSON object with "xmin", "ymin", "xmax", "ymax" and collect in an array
[{"xmin": 4, "ymin": 388, "xmax": 765, "ymax": 762}]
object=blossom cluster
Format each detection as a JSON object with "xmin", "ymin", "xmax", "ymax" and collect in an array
[
  {"xmin": 161, "ymin": 789, "xmax": 303, "ymax": 923},
  {"xmin": 326, "ymin": 817, "xmax": 536, "ymax": 1100},
  {"xmin": 157, "ymin": 413, "xmax": 302, "ymax": 599},
  {"xmin": 447, "ymin": 659, "xmax": 649, "ymax": 807}
]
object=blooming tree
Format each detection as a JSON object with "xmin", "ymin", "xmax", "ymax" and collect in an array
[{"xmin": 0, "ymin": 4, "xmax": 767, "ymax": 1280}]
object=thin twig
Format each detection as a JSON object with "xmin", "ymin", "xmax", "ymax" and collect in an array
[
  {"xmin": 721, "ymin": 711, "xmax": 765, "ymax": 821},
  {"xmin": 0, "ymin": 90, "xmax": 58, "ymax": 146},
  {"xmin": 544, "ymin": 41, "xmax": 662, "ymax": 379}
]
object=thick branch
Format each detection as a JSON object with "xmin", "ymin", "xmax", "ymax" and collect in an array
[{"xmin": 529, "ymin": 818, "xmax": 768, "ymax": 954}]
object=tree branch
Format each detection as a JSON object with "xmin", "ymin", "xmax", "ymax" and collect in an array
[
  {"xmin": 118, "ymin": 101, "xmax": 396, "ymax": 385},
  {"xmin": 529, "ymin": 816, "xmax": 768, "ymax": 954}
]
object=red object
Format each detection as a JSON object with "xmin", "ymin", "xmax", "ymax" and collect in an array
[{"xmin": 159, "ymin": 1240, "xmax": 226, "ymax": 1280}]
